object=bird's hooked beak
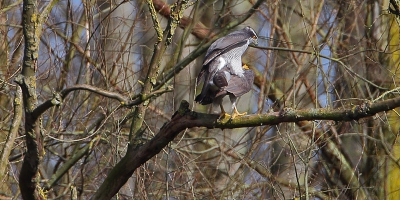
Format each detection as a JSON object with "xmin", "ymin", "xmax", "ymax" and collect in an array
[{"xmin": 251, "ymin": 36, "xmax": 258, "ymax": 45}]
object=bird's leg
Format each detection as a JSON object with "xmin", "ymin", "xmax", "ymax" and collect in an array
[
  {"xmin": 220, "ymin": 103, "xmax": 226, "ymax": 114},
  {"xmin": 231, "ymin": 105, "xmax": 247, "ymax": 119},
  {"xmin": 218, "ymin": 103, "xmax": 231, "ymax": 121},
  {"xmin": 229, "ymin": 96, "xmax": 247, "ymax": 119}
]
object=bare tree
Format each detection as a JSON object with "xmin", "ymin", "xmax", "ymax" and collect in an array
[{"xmin": 2, "ymin": 0, "xmax": 400, "ymax": 199}]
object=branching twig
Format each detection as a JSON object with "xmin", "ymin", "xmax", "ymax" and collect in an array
[
  {"xmin": 146, "ymin": 0, "xmax": 163, "ymax": 41},
  {"xmin": 254, "ymin": 45, "xmax": 388, "ymax": 90},
  {"xmin": 44, "ymin": 136, "xmax": 100, "ymax": 190},
  {"xmin": 152, "ymin": 0, "xmax": 210, "ymax": 39},
  {"xmin": 0, "ymin": 86, "xmax": 23, "ymax": 179},
  {"xmin": 33, "ymin": 84, "xmax": 173, "ymax": 118}
]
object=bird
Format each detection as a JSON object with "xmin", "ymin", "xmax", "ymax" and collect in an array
[{"xmin": 195, "ymin": 26, "xmax": 257, "ymax": 119}]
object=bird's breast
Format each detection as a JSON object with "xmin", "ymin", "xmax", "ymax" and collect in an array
[{"xmin": 216, "ymin": 57, "xmax": 226, "ymax": 70}]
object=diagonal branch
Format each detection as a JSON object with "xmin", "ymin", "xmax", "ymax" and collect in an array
[
  {"xmin": 152, "ymin": 0, "xmax": 210, "ymax": 39},
  {"xmin": 0, "ymin": 86, "xmax": 23, "ymax": 183},
  {"xmin": 44, "ymin": 136, "xmax": 100, "ymax": 190}
]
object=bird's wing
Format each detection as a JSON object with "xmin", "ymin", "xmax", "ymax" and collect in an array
[
  {"xmin": 197, "ymin": 56, "xmax": 224, "ymax": 85},
  {"xmin": 221, "ymin": 69, "xmax": 254, "ymax": 97},
  {"xmin": 195, "ymin": 59, "xmax": 226, "ymax": 104},
  {"xmin": 203, "ymin": 34, "xmax": 249, "ymax": 66},
  {"xmin": 196, "ymin": 66, "xmax": 207, "ymax": 85}
]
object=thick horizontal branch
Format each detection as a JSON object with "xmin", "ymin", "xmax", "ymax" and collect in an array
[{"xmin": 165, "ymin": 97, "xmax": 400, "ymax": 130}]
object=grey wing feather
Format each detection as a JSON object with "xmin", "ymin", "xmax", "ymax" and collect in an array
[
  {"xmin": 203, "ymin": 32, "xmax": 250, "ymax": 66},
  {"xmin": 196, "ymin": 67, "xmax": 206, "ymax": 85},
  {"xmin": 195, "ymin": 59, "xmax": 226, "ymax": 104}
]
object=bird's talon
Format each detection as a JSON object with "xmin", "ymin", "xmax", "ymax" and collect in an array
[
  {"xmin": 242, "ymin": 64, "xmax": 249, "ymax": 70},
  {"xmin": 231, "ymin": 111, "xmax": 247, "ymax": 119},
  {"xmin": 218, "ymin": 112, "xmax": 231, "ymax": 123}
]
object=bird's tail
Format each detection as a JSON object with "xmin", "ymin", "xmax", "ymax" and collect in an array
[
  {"xmin": 195, "ymin": 84, "xmax": 213, "ymax": 105},
  {"xmin": 195, "ymin": 68, "xmax": 215, "ymax": 105}
]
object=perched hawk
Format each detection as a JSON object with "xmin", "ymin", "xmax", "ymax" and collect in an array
[{"xmin": 195, "ymin": 26, "xmax": 258, "ymax": 118}]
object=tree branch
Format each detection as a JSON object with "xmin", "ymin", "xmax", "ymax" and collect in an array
[
  {"xmin": 0, "ymin": 86, "xmax": 23, "ymax": 189},
  {"xmin": 152, "ymin": 0, "xmax": 209, "ymax": 39},
  {"xmin": 164, "ymin": 97, "xmax": 400, "ymax": 129},
  {"xmin": 32, "ymin": 84, "xmax": 173, "ymax": 118},
  {"xmin": 44, "ymin": 136, "xmax": 99, "ymax": 190},
  {"xmin": 18, "ymin": 0, "xmax": 45, "ymax": 198},
  {"xmin": 254, "ymin": 45, "xmax": 388, "ymax": 90}
]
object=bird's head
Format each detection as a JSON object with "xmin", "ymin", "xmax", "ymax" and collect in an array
[{"xmin": 244, "ymin": 26, "xmax": 258, "ymax": 45}]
